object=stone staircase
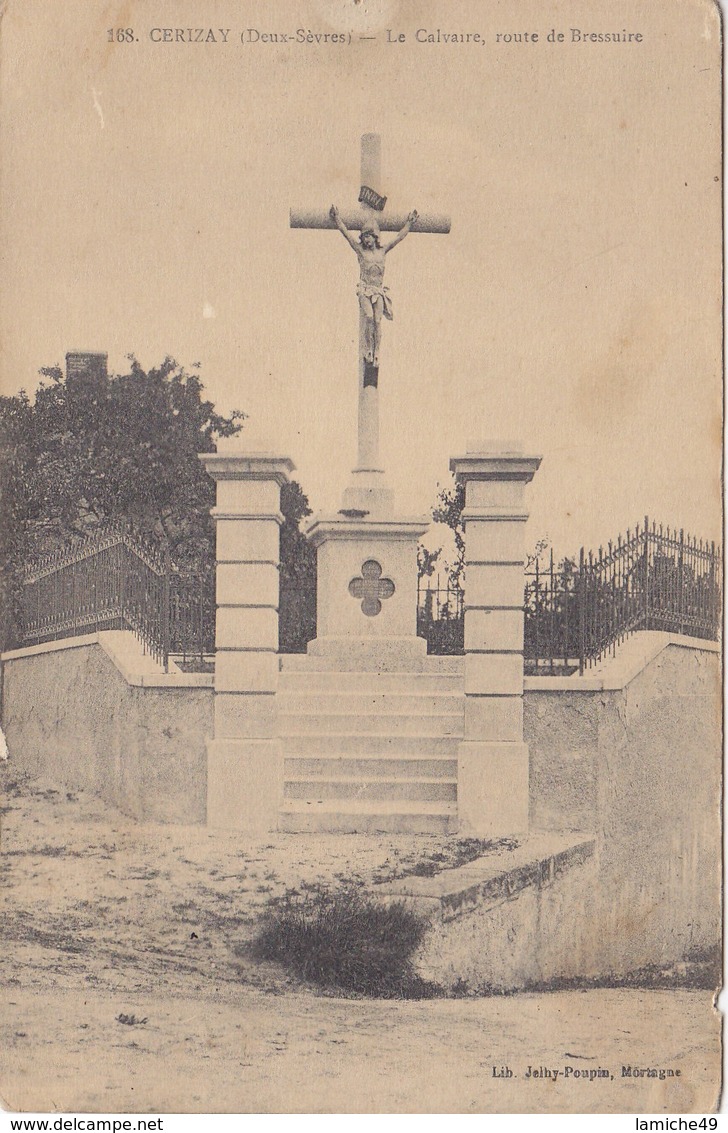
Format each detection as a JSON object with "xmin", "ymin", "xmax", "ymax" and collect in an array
[{"xmin": 277, "ymin": 655, "xmax": 464, "ymax": 833}]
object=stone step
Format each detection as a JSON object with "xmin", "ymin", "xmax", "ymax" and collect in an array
[
  {"xmin": 284, "ymin": 778, "xmax": 457, "ymax": 802},
  {"xmin": 278, "ymin": 670, "xmax": 463, "ymax": 693},
  {"xmin": 280, "ymin": 654, "xmax": 464, "ymax": 676},
  {"xmin": 279, "ymin": 711, "xmax": 463, "ymax": 737},
  {"xmin": 282, "ymin": 733, "xmax": 461, "ymax": 757},
  {"xmin": 278, "ymin": 799, "xmax": 458, "ymax": 835},
  {"xmin": 284, "ymin": 755, "xmax": 457, "ymax": 780},
  {"xmin": 278, "ymin": 690, "xmax": 464, "ymax": 715}
]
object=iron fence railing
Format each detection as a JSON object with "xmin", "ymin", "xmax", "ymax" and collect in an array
[
  {"xmin": 20, "ymin": 517, "xmax": 721, "ymax": 676},
  {"xmin": 169, "ymin": 573, "xmax": 216, "ymax": 670},
  {"xmin": 417, "ymin": 571, "xmax": 464, "ymax": 655},
  {"xmin": 20, "ymin": 527, "xmax": 319, "ymax": 664},
  {"xmin": 523, "ymin": 551, "xmax": 579, "ymax": 674},
  {"xmin": 419, "ymin": 519, "xmax": 721, "ymax": 672},
  {"xmin": 21, "ymin": 525, "xmax": 214, "ymax": 672},
  {"xmin": 572, "ymin": 518, "xmax": 721, "ymax": 672}
]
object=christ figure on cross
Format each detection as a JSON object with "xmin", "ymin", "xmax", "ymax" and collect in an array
[{"xmin": 329, "ymin": 204, "xmax": 419, "ymax": 366}]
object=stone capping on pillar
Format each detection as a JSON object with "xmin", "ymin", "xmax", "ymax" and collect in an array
[
  {"xmin": 305, "ymin": 514, "xmax": 429, "ymax": 547},
  {"xmin": 198, "ymin": 449, "xmax": 295, "ymax": 485},
  {"xmin": 211, "ymin": 511, "xmax": 285, "ymax": 522},
  {"xmin": 449, "ymin": 452, "xmax": 542, "ymax": 484}
]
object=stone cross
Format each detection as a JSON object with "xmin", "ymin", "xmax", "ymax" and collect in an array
[{"xmin": 290, "ymin": 134, "xmax": 451, "ymax": 477}]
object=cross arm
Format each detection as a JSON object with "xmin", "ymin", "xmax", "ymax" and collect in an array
[{"xmin": 290, "ymin": 207, "xmax": 451, "ymax": 234}]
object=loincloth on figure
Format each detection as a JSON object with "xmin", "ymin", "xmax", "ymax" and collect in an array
[{"xmin": 356, "ymin": 282, "xmax": 393, "ymax": 320}]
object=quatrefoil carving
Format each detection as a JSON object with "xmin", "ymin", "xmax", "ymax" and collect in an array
[{"xmin": 348, "ymin": 559, "xmax": 395, "ymax": 617}]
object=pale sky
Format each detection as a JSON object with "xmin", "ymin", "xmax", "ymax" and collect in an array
[{"xmin": 1, "ymin": 0, "xmax": 722, "ymax": 558}]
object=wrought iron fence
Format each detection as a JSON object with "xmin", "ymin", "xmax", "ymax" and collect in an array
[
  {"xmin": 169, "ymin": 572, "xmax": 216, "ymax": 670},
  {"xmin": 21, "ymin": 526, "xmax": 214, "ymax": 672},
  {"xmin": 20, "ymin": 525, "xmax": 318, "ymax": 665},
  {"xmin": 419, "ymin": 519, "xmax": 721, "ymax": 672},
  {"xmin": 575, "ymin": 519, "xmax": 721, "ymax": 672},
  {"xmin": 523, "ymin": 551, "xmax": 579, "ymax": 674},
  {"xmin": 417, "ymin": 571, "xmax": 464, "ymax": 655},
  {"xmin": 20, "ymin": 517, "xmax": 721, "ymax": 676}
]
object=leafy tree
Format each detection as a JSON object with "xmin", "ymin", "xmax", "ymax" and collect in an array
[
  {"xmin": 417, "ymin": 543, "xmax": 440, "ymax": 579},
  {"xmin": 526, "ymin": 537, "xmax": 551, "ymax": 571},
  {"xmin": 0, "ymin": 357, "xmax": 315, "ymax": 648},
  {"xmin": 279, "ymin": 480, "xmax": 315, "ymax": 587},
  {"xmin": 422, "ymin": 477, "xmax": 548, "ymax": 587},
  {"xmin": 0, "ymin": 357, "xmax": 245, "ymax": 565},
  {"xmin": 429, "ymin": 480, "xmax": 465, "ymax": 587},
  {"xmin": 278, "ymin": 480, "xmax": 317, "ymax": 652}
]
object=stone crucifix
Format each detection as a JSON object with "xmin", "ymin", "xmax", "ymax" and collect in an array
[{"xmin": 290, "ymin": 133, "xmax": 450, "ymax": 475}]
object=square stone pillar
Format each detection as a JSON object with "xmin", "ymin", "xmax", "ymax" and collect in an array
[
  {"xmin": 450, "ymin": 444, "xmax": 541, "ymax": 836},
  {"xmin": 199, "ymin": 440, "xmax": 294, "ymax": 831}
]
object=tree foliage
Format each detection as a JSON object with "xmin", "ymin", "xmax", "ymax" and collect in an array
[
  {"xmin": 430, "ymin": 480, "xmax": 466, "ymax": 586},
  {"xmin": 423, "ymin": 478, "xmax": 548, "ymax": 587},
  {"xmin": 0, "ymin": 357, "xmax": 246, "ymax": 564},
  {"xmin": 0, "ymin": 357, "xmax": 315, "ymax": 648},
  {"xmin": 279, "ymin": 480, "xmax": 316, "ymax": 587}
]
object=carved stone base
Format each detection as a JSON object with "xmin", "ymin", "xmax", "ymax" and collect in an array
[{"xmin": 305, "ymin": 512, "xmax": 428, "ymax": 645}]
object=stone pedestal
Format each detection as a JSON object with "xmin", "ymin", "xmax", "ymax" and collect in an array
[
  {"xmin": 199, "ymin": 440, "xmax": 293, "ymax": 831},
  {"xmin": 305, "ymin": 475, "xmax": 428, "ymax": 668},
  {"xmin": 451, "ymin": 443, "xmax": 541, "ymax": 836}
]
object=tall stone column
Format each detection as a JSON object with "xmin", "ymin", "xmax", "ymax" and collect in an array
[
  {"xmin": 199, "ymin": 439, "xmax": 294, "ymax": 832},
  {"xmin": 450, "ymin": 445, "xmax": 541, "ymax": 836}
]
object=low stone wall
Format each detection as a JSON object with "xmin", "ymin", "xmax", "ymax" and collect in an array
[
  {"xmin": 377, "ymin": 636, "xmax": 720, "ymax": 990},
  {"xmin": 405, "ymin": 830, "xmax": 714, "ymax": 990},
  {"xmin": 1, "ymin": 635, "xmax": 213, "ymax": 824},
  {"xmin": 417, "ymin": 845, "xmax": 600, "ymax": 989},
  {"xmin": 378, "ymin": 836, "xmax": 601, "ymax": 989},
  {"xmin": 525, "ymin": 639, "xmax": 721, "ymax": 967}
]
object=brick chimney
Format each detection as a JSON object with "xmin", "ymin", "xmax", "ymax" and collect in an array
[{"xmin": 65, "ymin": 352, "xmax": 108, "ymax": 387}]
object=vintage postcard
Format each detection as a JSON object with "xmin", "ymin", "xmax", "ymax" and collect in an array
[{"xmin": 0, "ymin": 0, "xmax": 722, "ymax": 1117}]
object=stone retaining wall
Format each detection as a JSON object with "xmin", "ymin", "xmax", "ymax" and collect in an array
[
  {"xmin": 526, "ymin": 641, "xmax": 721, "ymax": 964},
  {"xmin": 373, "ymin": 637, "xmax": 721, "ymax": 989},
  {"xmin": 1, "ymin": 635, "xmax": 213, "ymax": 824}
]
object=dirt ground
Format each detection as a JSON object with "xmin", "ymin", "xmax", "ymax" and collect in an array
[{"xmin": 0, "ymin": 765, "xmax": 722, "ymax": 1114}]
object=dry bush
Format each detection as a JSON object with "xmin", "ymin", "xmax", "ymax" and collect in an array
[{"xmin": 251, "ymin": 885, "xmax": 438, "ymax": 998}]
